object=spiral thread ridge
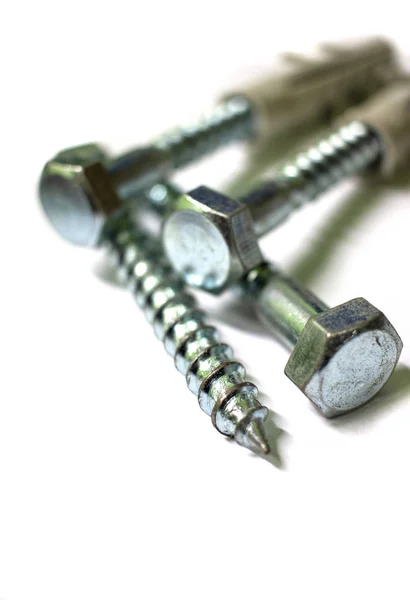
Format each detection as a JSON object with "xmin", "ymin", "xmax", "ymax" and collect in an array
[
  {"xmin": 104, "ymin": 218, "xmax": 269, "ymax": 454},
  {"xmin": 154, "ymin": 96, "xmax": 255, "ymax": 169},
  {"xmin": 277, "ymin": 121, "xmax": 383, "ymax": 209}
]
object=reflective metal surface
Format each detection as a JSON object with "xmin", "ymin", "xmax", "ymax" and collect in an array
[
  {"xmin": 304, "ymin": 329, "xmax": 399, "ymax": 417},
  {"xmin": 106, "ymin": 216, "xmax": 270, "ymax": 454},
  {"xmin": 163, "ymin": 122, "xmax": 383, "ymax": 292},
  {"xmin": 163, "ymin": 186, "xmax": 263, "ymax": 293},
  {"xmin": 39, "ymin": 38, "xmax": 402, "ymax": 248},
  {"xmin": 245, "ymin": 265, "xmax": 403, "ymax": 417},
  {"xmin": 39, "ymin": 157, "xmax": 122, "ymax": 246}
]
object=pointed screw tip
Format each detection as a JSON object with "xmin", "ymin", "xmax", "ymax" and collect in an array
[{"xmin": 238, "ymin": 420, "xmax": 271, "ymax": 456}]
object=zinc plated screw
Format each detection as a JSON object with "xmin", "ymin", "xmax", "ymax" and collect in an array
[
  {"xmin": 39, "ymin": 154, "xmax": 271, "ymax": 455},
  {"xmin": 243, "ymin": 263, "xmax": 402, "ymax": 417},
  {"xmin": 164, "ymin": 81, "xmax": 410, "ymax": 293},
  {"xmin": 162, "ymin": 83, "xmax": 409, "ymax": 417},
  {"xmin": 106, "ymin": 215, "xmax": 271, "ymax": 455},
  {"xmin": 39, "ymin": 38, "xmax": 399, "ymax": 246}
]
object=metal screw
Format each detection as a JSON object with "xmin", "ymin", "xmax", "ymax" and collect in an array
[
  {"xmin": 39, "ymin": 38, "xmax": 399, "ymax": 246},
  {"xmin": 164, "ymin": 81, "xmax": 410, "ymax": 293},
  {"xmin": 103, "ymin": 215, "xmax": 270, "ymax": 454},
  {"xmin": 243, "ymin": 263, "xmax": 402, "ymax": 417},
  {"xmin": 39, "ymin": 154, "xmax": 271, "ymax": 454},
  {"xmin": 162, "ymin": 83, "xmax": 408, "ymax": 416}
]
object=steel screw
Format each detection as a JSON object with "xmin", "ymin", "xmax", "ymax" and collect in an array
[
  {"xmin": 162, "ymin": 83, "xmax": 409, "ymax": 416},
  {"xmin": 164, "ymin": 81, "xmax": 410, "ymax": 293},
  {"xmin": 103, "ymin": 215, "xmax": 270, "ymax": 454},
  {"xmin": 243, "ymin": 263, "xmax": 402, "ymax": 417},
  {"xmin": 39, "ymin": 38, "xmax": 399, "ymax": 246}
]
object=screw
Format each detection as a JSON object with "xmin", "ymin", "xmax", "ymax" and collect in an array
[
  {"xmin": 39, "ymin": 158, "xmax": 271, "ymax": 454},
  {"xmin": 162, "ymin": 83, "xmax": 408, "ymax": 416},
  {"xmin": 243, "ymin": 263, "xmax": 402, "ymax": 417},
  {"xmin": 103, "ymin": 214, "xmax": 270, "ymax": 454},
  {"xmin": 39, "ymin": 38, "xmax": 399, "ymax": 246},
  {"xmin": 163, "ymin": 81, "xmax": 410, "ymax": 293}
]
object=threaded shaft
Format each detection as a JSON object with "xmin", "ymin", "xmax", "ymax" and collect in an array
[
  {"xmin": 279, "ymin": 121, "xmax": 382, "ymax": 204},
  {"xmin": 243, "ymin": 121, "xmax": 384, "ymax": 236},
  {"xmin": 154, "ymin": 96, "xmax": 255, "ymax": 169},
  {"xmin": 104, "ymin": 217, "xmax": 270, "ymax": 454}
]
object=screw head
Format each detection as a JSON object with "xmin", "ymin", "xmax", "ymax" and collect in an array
[
  {"xmin": 285, "ymin": 298, "xmax": 402, "ymax": 417},
  {"xmin": 163, "ymin": 186, "xmax": 263, "ymax": 294},
  {"xmin": 39, "ymin": 144, "xmax": 121, "ymax": 246}
]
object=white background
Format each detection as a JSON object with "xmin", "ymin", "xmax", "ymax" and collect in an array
[{"xmin": 1, "ymin": 2, "xmax": 410, "ymax": 599}]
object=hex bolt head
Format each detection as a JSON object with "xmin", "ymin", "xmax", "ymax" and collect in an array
[
  {"xmin": 39, "ymin": 143, "xmax": 176, "ymax": 246},
  {"xmin": 284, "ymin": 298, "xmax": 402, "ymax": 417},
  {"xmin": 39, "ymin": 144, "xmax": 121, "ymax": 246},
  {"xmin": 163, "ymin": 186, "xmax": 263, "ymax": 293},
  {"xmin": 163, "ymin": 118, "xmax": 385, "ymax": 294}
]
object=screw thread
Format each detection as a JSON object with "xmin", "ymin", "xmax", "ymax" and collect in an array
[
  {"xmin": 154, "ymin": 96, "xmax": 255, "ymax": 169},
  {"xmin": 243, "ymin": 121, "xmax": 384, "ymax": 236},
  {"xmin": 104, "ymin": 217, "xmax": 270, "ymax": 454},
  {"xmin": 277, "ymin": 121, "xmax": 383, "ymax": 205}
]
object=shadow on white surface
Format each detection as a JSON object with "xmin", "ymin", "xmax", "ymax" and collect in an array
[
  {"xmin": 209, "ymin": 293, "xmax": 271, "ymax": 338},
  {"xmin": 288, "ymin": 170, "xmax": 410, "ymax": 286},
  {"xmin": 260, "ymin": 408, "xmax": 289, "ymax": 469}
]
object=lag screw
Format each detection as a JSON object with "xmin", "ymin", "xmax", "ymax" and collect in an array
[
  {"xmin": 162, "ymin": 82, "xmax": 409, "ymax": 416},
  {"xmin": 103, "ymin": 214, "xmax": 271, "ymax": 454},
  {"xmin": 164, "ymin": 81, "xmax": 410, "ymax": 293},
  {"xmin": 39, "ymin": 38, "xmax": 399, "ymax": 246}
]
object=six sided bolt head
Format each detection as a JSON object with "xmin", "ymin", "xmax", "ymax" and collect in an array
[
  {"xmin": 39, "ymin": 144, "xmax": 121, "ymax": 246},
  {"xmin": 163, "ymin": 186, "xmax": 263, "ymax": 293},
  {"xmin": 285, "ymin": 298, "xmax": 403, "ymax": 417}
]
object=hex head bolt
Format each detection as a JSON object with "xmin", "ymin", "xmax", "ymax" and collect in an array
[
  {"xmin": 164, "ymin": 81, "xmax": 410, "ymax": 293},
  {"xmin": 243, "ymin": 263, "xmax": 402, "ymax": 417},
  {"xmin": 39, "ymin": 38, "xmax": 399, "ymax": 246}
]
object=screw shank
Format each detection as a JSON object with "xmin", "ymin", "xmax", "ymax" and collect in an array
[
  {"xmin": 245, "ymin": 264, "xmax": 328, "ymax": 348},
  {"xmin": 108, "ymin": 146, "xmax": 172, "ymax": 201},
  {"xmin": 154, "ymin": 97, "xmax": 255, "ymax": 169},
  {"xmin": 238, "ymin": 180, "xmax": 291, "ymax": 237},
  {"xmin": 107, "ymin": 97, "xmax": 255, "ymax": 201}
]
